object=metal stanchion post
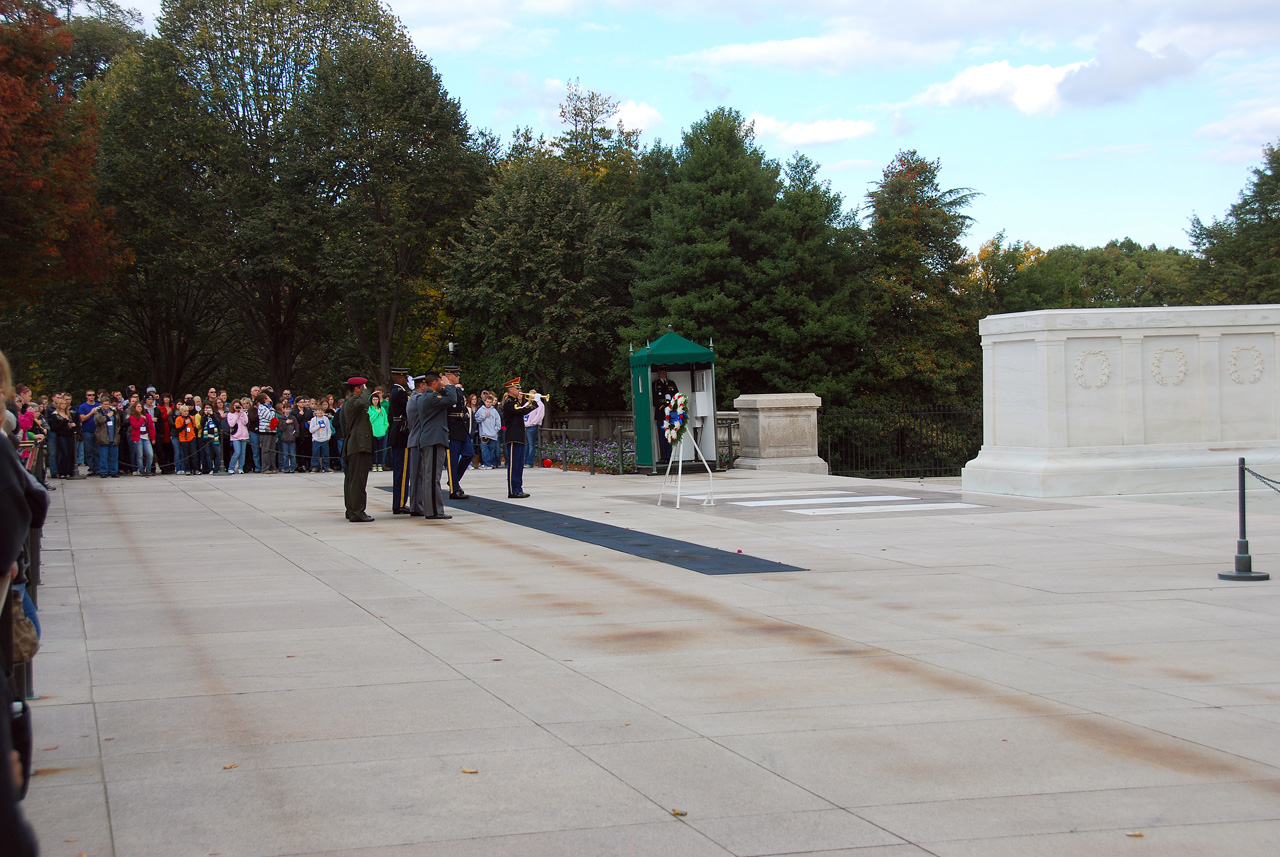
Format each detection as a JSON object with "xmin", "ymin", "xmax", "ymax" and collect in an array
[
  {"xmin": 589, "ymin": 424, "xmax": 596, "ymax": 475},
  {"xmin": 1221, "ymin": 457, "xmax": 1270, "ymax": 581}
]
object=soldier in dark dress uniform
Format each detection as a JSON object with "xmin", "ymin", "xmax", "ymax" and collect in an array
[
  {"xmin": 501, "ymin": 377, "xmax": 537, "ymax": 498},
  {"xmin": 652, "ymin": 367, "xmax": 679, "ymax": 464},
  {"xmin": 387, "ymin": 368, "xmax": 411, "ymax": 514},
  {"xmin": 443, "ymin": 366, "xmax": 473, "ymax": 500},
  {"xmin": 341, "ymin": 377, "xmax": 374, "ymax": 522}
]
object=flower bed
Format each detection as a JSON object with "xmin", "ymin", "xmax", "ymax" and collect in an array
[
  {"xmin": 538, "ymin": 436, "xmax": 736, "ymax": 473},
  {"xmin": 540, "ymin": 437, "xmax": 638, "ymax": 473}
]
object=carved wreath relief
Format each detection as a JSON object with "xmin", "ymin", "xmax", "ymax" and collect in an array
[
  {"xmin": 1073, "ymin": 350, "xmax": 1112, "ymax": 389},
  {"xmin": 1228, "ymin": 345, "xmax": 1264, "ymax": 385},
  {"xmin": 1149, "ymin": 347, "xmax": 1188, "ymax": 386}
]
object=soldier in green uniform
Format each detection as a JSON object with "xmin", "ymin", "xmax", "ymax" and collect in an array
[{"xmin": 341, "ymin": 376, "xmax": 375, "ymax": 522}]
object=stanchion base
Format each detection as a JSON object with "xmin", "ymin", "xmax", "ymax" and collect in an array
[{"xmin": 1218, "ymin": 571, "xmax": 1271, "ymax": 581}]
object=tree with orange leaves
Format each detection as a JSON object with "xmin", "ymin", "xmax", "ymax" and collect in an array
[{"xmin": 0, "ymin": 0, "xmax": 117, "ymax": 295}]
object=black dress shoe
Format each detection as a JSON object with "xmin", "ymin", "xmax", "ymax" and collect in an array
[
  {"xmin": 508, "ymin": 492, "xmax": 529, "ymax": 499},
  {"xmin": 393, "ymin": 508, "xmax": 410, "ymax": 515},
  {"xmin": 425, "ymin": 513, "xmax": 452, "ymax": 520},
  {"xmin": 449, "ymin": 491, "xmax": 469, "ymax": 500},
  {"xmin": 348, "ymin": 513, "xmax": 374, "ymax": 522}
]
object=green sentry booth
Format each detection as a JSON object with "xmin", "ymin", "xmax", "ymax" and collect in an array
[{"xmin": 629, "ymin": 331, "xmax": 718, "ymax": 473}]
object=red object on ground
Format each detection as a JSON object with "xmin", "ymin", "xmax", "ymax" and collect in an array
[{"xmin": 543, "ymin": 459, "xmax": 553, "ymax": 468}]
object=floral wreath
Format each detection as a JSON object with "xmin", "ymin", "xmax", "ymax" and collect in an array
[{"xmin": 663, "ymin": 392, "xmax": 689, "ymax": 446}]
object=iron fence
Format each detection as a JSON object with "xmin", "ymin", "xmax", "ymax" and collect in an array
[{"xmin": 818, "ymin": 405, "xmax": 982, "ymax": 479}]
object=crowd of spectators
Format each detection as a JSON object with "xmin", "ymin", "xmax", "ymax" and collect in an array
[
  {"xmin": 11, "ymin": 383, "xmax": 373, "ymax": 480},
  {"xmin": 7, "ymin": 380, "xmax": 548, "ymax": 483}
]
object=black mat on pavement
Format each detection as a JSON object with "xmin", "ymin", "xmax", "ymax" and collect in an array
[{"xmin": 378, "ymin": 488, "xmax": 805, "ymax": 575}]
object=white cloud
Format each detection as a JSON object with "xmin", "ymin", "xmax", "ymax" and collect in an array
[
  {"xmin": 613, "ymin": 100, "xmax": 664, "ymax": 131},
  {"xmin": 1196, "ymin": 100, "xmax": 1280, "ymax": 162},
  {"xmin": 911, "ymin": 60, "xmax": 1083, "ymax": 115},
  {"xmin": 411, "ymin": 18, "xmax": 514, "ymax": 53},
  {"xmin": 678, "ymin": 27, "xmax": 955, "ymax": 70},
  {"xmin": 496, "ymin": 74, "xmax": 567, "ymax": 123},
  {"xmin": 1058, "ymin": 29, "xmax": 1197, "ymax": 105},
  {"xmin": 749, "ymin": 113, "xmax": 876, "ymax": 146}
]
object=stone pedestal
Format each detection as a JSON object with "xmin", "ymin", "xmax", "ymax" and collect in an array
[
  {"xmin": 732, "ymin": 393, "xmax": 827, "ymax": 474},
  {"xmin": 962, "ymin": 306, "xmax": 1280, "ymax": 496}
]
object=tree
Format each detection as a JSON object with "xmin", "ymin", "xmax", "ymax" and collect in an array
[
  {"xmin": 968, "ymin": 231, "xmax": 1046, "ymax": 315},
  {"xmin": 153, "ymin": 0, "xmax": 404, "ymax": 389},
  {"xmin": 288, "ymin": 36, "xmax": 491, "ymax": 388},
  {"xmin": 1, "ymin": 0, "xmax": 117, "ymax": 295},
  {"xmin": 56, "ymin": 0, "xmax": 144, "ymax": 95},
  {"xmin": 1190, "ymin": 142, "xmax": 1280, "ymax": 304},
  {"xmin": 553, "ymin": 79, "xmax": 641, "ymax": 208},
  {"xmin": 861, "ymin": 150, "xmax": 980, "ymax": 405},
  {"xmin": 94, "ymin": 42, "xmax": 240, "ymax": 394},
  {"xmin": 625, "ymin": 108, "xmax": 787, "ymax": 404},
  {"xmin": 447, "ymin": 151, "xmax": 630, "ymax": 408}
]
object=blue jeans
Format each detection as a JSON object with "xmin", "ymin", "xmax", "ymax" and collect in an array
[
  {"xmin": 372, "ymin": 435, "xmax": 386, "ymax": 467},
  {"xmin": 480, "ymin": 437, "xmax": 500, "ymax": 467},
  {"xmin": 180, "ymin": 440, "xmax": 197, "ymax": 473},
  {"xmin": 133, "ymin": 439, "xmax": 154, "ymax": 473},
  {"xmin": 201, "ymin": 439, "xmax": 221, "ymax": 473},
  {"xmin": 230, "ymin": 439, "xmax": 247, "ymax": 472},
  {"xmin": 247, "ymin": 432, "xmax": 260, "ymax": 471},
  {"xmin": 172, "ymin": 436, "xmax": 185, "ymax": 472},
  {"xmin": 98, "ymin": 442, "xmax": 118, "ymax": 475},
  {"xmin": 312, "ymin": 440, "xmax": 330, "ymax": 471},
  {"xmin": 525, "ymin": 425, "xmax": 540, "ymax": 463},
  {"xmin": 83, "ymin": 433, "xmax": 98, "ymax": 474},
  {"xmin": 279, "ymin": 441, "xmax": 296, "ymax": 471}
]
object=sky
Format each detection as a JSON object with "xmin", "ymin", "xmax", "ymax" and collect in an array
[{"xmin": 130, "ymin": 1, "xmax": 1280, "ymax": 253}]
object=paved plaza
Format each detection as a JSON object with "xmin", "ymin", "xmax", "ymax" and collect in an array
[{"xmin": 22, "ymin": 461, "xmax": 1280, "ymax": 856}]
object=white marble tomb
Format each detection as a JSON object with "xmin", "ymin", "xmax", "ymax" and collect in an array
[{"xmin": 961, "ymin": 305, "xmax": 1280, "ymax": 496}]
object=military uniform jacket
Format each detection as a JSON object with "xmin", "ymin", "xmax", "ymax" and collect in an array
[
  {"xmin": 501, "ymin": 396, "xmax": 537, "ymax": 445},
  {"xmin": 447, "ymin": 387, "xmax": 473, "ymax": 442},
  {"xmin": 653, "ymin": 377, "xmax": 679, "ymax": 420},
  {"xmin": 406, "ymin": 391, "xmax": 426, "ymax": 448},
  {"xmin": 340, "ymin": 390, "xmax": 374, "ymax": 456},
  {"xmin": 418, "ymin": 385, "xmax": 458, "ymax": 447},
  {"xmin": 388, "ymin": 386, "xmax": 409, "ymax": 449}
]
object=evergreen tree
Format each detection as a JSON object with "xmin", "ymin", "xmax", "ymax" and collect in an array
[
  {"xmin": 447, "ymin": 151, "xmax": 630, "ymax": 408},
  {"xmin": 862, "ymin": 150, "xmax": 980, "ymax": 405},
  {"xmin": 1189, "ymin": 142, "xmax": 1280, "ymax": 304},
  {"xmin": 626, "ymin": 108, "xmax": 786, "ymax": 404}
]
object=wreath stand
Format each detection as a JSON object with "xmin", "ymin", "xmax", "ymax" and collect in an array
[{"xmin": 657, "ymin": 429, "xmax": 715, "ymax": 509}]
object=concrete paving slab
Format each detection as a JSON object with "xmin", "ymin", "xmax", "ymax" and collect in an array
[
  {"xmin": 854, "ymin": 780, "xmax": 1280, "ymax": 843},
  {"xmin": 580, "ymin": 737, "xmax": 834, "ymax": 819},
  {"xmin": 924, "ymin": 819, "xmax": 1280, "ymax": 857},
  {"xmin": 20, "ymin": 467, "xmax": 1280, "ymax": 856},
  {"xmin": 312, "ymin": 821, "xmax": 736, "ymax": 857},
  {"xmin": 686, "ymin": 808, "xmax": 906, "ymax": 854}
]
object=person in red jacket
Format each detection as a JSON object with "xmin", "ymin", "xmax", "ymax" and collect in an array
[{"xmin": 128, "ymin": 401, "xmax": 156, "ymax": 476}]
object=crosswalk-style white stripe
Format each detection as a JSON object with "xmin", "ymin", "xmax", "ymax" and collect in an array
[
  {"xmin": 732, "ymin": 495, "xmax": 914, "ymax": 508},
  {"xmin": 787, "ymin": 502, "xmax": 981, "ymax": 516},
  {"xmin": 684, "ymin": 490, "xmax": 853, "ymax": 501}
]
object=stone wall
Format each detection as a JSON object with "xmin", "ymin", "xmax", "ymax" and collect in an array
[{"xmin": 962, "ymin": 305, "xmax": 1280, "ymax": 496}]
